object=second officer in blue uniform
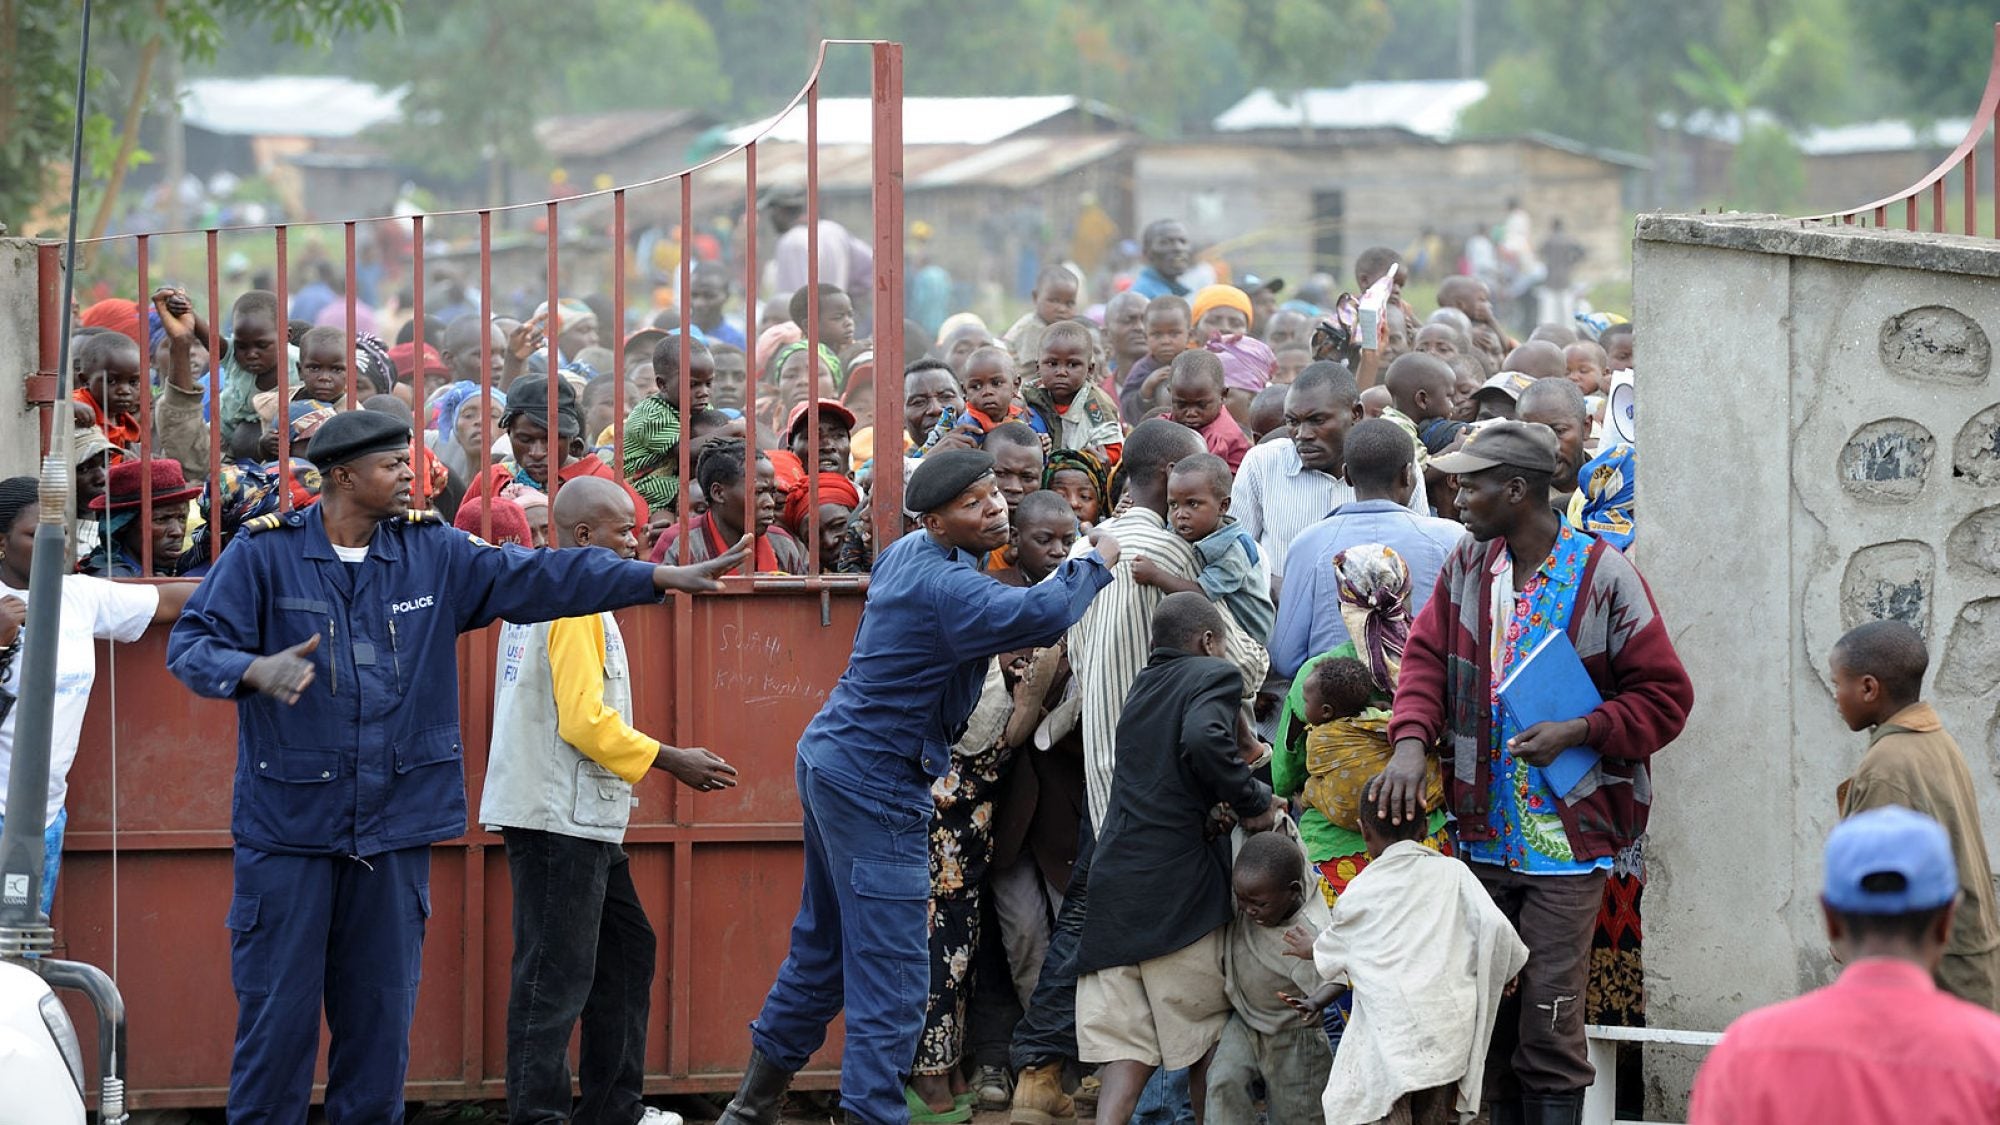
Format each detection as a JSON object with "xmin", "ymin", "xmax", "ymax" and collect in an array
[{"xmin": 168, "ymin": 410, "xmax": 748, "ymax": 1124}]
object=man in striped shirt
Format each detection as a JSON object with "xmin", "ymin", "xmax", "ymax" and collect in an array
[
  {"xmin": 1009, "ymin": 418, "xmax": 1270, "ymax": 1124},
  {"xmin": 1231, "ymin": 361, "xmax": 1430, "ymax": 600}
]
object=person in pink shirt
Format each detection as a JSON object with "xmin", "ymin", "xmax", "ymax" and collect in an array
[
  {"xmin": 1690, "ymin": 805, "xmax": 2000, "ymax": 1125},
  {"xmin": 1168, "ymin": 350, "xmax": 1250, "ymax": 473}
]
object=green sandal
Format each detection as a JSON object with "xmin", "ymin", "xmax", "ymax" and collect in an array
[{"xmin": 904, "ymin": 1085, "xmax": 973, "ymax": 1124}]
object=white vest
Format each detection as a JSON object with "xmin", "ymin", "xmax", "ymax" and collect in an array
[{"xmin": 480, "ymin": 614, "xmax": 639, "ymax": 843}]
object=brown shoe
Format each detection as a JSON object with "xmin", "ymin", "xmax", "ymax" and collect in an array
[{"xmin": 1008, "ymin": 1062, "xmax": 1077, "ymax": 1125}]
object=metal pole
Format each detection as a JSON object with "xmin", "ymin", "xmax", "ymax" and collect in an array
[{"xmin": 0, "ymin": 0, "xmax": 93, "ymax": 952}]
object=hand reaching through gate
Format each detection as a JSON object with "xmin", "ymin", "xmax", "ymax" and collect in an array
[
  {"xmin": 657, "ymin": 745, "xmax": 739, "ymax": 792},
  {"xmin": 243, "ymin": 634, "xmax": 320, "ymax": 704},
  {"xmin": 652, "ymin": 533, "xmax": 753, "ymax": 592}
]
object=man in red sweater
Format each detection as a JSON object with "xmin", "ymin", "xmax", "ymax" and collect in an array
[{"xmin": 1376, "ymin": 420, "xmax": 1692, "ymax": 1125}]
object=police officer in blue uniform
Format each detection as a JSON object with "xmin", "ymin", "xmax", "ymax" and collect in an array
[
  {"xmin": 715, "ymin": 449, "xmax": 1121, "ymax": 1125},
  {"xmin": 167, "ymin": 410, "xmax": 748, "ymax": 1124}
]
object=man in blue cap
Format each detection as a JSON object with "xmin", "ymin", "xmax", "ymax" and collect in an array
[
  {"xmin": 714, "ymin": 448, "xmax": 1121, "ymax": 1125},
  {"xmin": 167, "ymin": 408, "xmax": 750, "ymax": 1124},
  {"xmin": 1690, "ymin": 806, "xmax": 2000, "ymax": 1124}
]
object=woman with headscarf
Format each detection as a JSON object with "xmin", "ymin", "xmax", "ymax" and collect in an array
[
  {"xmin": 427, "ymin": 381, "xmax": 508, "ymax": 479},
  {"xmin": 1272, "ymin": 543, "xmax": 1452, "ymax": 906},
  {"xmin": 1266, "ymin": 543, "xmax": 1451, "ymax": 1053},
  {"xmin": 782, "ymin": 471, "xmax": 861, "ymax": 574},
  {"xmin": 0, "ymin": 476, "xmax": 198, "ymax": 913},
  {"xmin": 1043, "ymin": 448, "xmax": 1109, "ymax": 528},
  {"xmin": 759, "ymin": 340, "xmax": 843, "ymax": 439}
]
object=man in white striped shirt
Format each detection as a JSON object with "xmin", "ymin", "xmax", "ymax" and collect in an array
[
  {"xmin": 1066, "ymin": 419, "xmax": 1272, "ymax": 828},
  {"xmin": 1232, "ymin": 361, "xmax": 1430, "ymax": 600},
  {"xmin": 1007, "ymin": 418, "xmax": 1271, "ymax": 1123}
]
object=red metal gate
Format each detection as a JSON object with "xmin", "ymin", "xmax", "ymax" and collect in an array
[{"xmin": 33, "ymin": 39, "xmax": 906, "ymax": 1108}]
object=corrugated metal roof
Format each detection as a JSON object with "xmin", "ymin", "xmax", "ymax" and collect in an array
[
  {"xmin": 535, "ymin": 108, "xmax": 714, "ymax": 160},
  {"xmin": 1798, "ymin": 117, "xmax": 1971, "ymax": 156},
  {"xmin": 182, "ymin": 76, "xmax": 403, "ymax": 138},
  {"xmin": 1213, "ymin": 80, "xmax": 1490, "ymax": 140},
  {"xmin": 724, "ymin": 95, "xmax": 1124, "ymax": 147},
  {"xmin": 1667, "ymin": 109, "xmax": 1972, "ymax": 156},
  {"xmin": 694, "ymin": 134, "xmax": 1129, "ymax": 194}
]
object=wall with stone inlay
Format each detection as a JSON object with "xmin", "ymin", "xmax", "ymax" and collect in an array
[{"xmin": 1635, "ymin": 214, "xmax": 2000, "ymax": 1114}]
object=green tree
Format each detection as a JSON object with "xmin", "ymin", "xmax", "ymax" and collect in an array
[
  {"xmin": 1855, "ymin": 1, "xmax": 1996, "ymax": 120},
  {"xmin": 0, "ymin": 0, "xmax": 396, "ymax": 235},
  {"xmin": 365, "ymin": 0, "xmax": 730, "ymax": 202}
]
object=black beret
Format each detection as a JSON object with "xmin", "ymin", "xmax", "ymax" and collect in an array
[
  {"xmin": 905, "ymin": 449, "xmax": 995, "ymax": 516},
  {"xmin": 306, "ymin": 409, "xmax": 411, "ymax": 470}
]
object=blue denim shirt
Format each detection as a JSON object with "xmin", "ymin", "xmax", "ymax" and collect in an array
[
  {"xmin": 1269, "ymin": 499, "xmax": 1467, "ymax": 678},
  {"xmin": 800, "ymin": 528, "xmax": 1112, "ymax": 793}
]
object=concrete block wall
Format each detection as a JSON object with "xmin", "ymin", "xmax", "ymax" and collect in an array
[
  {"xmin": 0, "ymin": 239, "xmax": 42, "ymax": 482},
  {"xmin": 1635, "ymin": 213, "xmax": 2000, "ymax": 1111}
]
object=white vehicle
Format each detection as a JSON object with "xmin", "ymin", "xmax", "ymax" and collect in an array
[{"xmin": 0, "ymin": 958, "xmax": 86, "ymax": 1124}]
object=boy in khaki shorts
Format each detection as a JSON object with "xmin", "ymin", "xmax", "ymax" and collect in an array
[{"xmin": 1072, "ymin": 592, "xmax": 1284, "ymax": 1124}]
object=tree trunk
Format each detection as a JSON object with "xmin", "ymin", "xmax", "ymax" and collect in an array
[{"xmin": 84, "ymin": 15, "xmax": 165, "ymax": 245}]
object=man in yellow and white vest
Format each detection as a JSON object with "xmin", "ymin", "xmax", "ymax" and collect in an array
[{"xmin": 483, "ymin": 475, "xmax": 739, "ymax": 1125}]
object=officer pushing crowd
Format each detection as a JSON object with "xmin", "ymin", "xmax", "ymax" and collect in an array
[
  {"xmin": 714, "ymin": 449, "xmax": 1121, "ymax": 1125},
  {"xmin": 167, "ymin": 411, "xmax": 749, "ymax": 1124}
]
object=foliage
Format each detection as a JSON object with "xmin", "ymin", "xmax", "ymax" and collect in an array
[
  {"xmin": 0, "ymin": 0, "xmax": 74, "ymax": 231},
  {"xmin": 0, "ymin": 0, "xmax": 396, "ymax": 233},
  {"xmin": 363, "ymin": 0, "xmax": 730, "ymax": 190},
  {"xmin": 1729, "ymin": 121, "xmax": 1805, "ymax": 211},
  {"xmin": 1854, "ymin": 1, "xmax": 1996, "ymax": 121},
  {"xmin": 1457, "ymin": 0, "xmax": 1725, "ymax": 150}
]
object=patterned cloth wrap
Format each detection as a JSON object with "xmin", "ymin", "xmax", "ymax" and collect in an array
[
  {"xmin": 1303, "ymin": 711, "xmax": 1442, "ymax": 833},
  {"xmin": 1579, "ymin": 444, "xmax": 1636, "ymax": 550}
]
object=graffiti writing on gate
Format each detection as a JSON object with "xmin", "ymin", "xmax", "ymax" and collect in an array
[{"xmin": 714, "ymin": 623, "xmax": 832, "ymax": 707}]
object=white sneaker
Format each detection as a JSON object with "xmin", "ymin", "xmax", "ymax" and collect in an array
[{"xmin": 638, "ymin": 1108, "xmax": 685, "ymax": 1125}]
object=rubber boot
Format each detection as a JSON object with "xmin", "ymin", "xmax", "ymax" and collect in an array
[
  {"xmin": 1008, "ymin": 1062, "xmax": 1077, "ymax": 1125},
  {"xmin": 715, "ymin": 1048, "xmax": 794, "ymax": 1125},
  {"xmin": 1521, "ymin": 1090, "xmax": 1586, "ymax": 1125},
  {"xmin": 1487, "ymin": 1099, "xmax": 1524, "ymax": 1125}
]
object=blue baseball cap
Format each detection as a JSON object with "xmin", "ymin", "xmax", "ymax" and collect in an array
[{"xmin": 1823, "ymin": 806, "xmax": 1958, "ymax": 915}]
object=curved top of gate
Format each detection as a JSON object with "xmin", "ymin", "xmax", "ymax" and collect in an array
[{"xmin": 1801, "ymin": 23, "xmax": 2000, "ymax": 236}]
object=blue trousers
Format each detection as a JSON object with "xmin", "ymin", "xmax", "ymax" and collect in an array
[
  {"xmin": 0, "ymin": 806, "xmax": 66, "ymax": 916},
  {"xmin": 225, "ymin": 844, "xmax": 430, "ymax": 1124},
  {"xmin": 749, "ymin": 757, "xmax": 932, "ymax": 1125},
  {"xmin": 1134, "ymin": 1067, "xmax": 1194, "ymax": 1124}
]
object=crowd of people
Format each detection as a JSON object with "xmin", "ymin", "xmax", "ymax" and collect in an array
[{"xmin": 7, "ymin": 195, "xmax": 1997, "ymax": 1125}]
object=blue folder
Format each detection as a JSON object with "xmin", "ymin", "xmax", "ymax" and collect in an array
[{"xmin": 1497, "ymin": 628, "xmax": 1602, "ymax": 798}]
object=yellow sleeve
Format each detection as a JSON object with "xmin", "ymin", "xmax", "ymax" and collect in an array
[{"xmin": 547, "ymin": 615, "xmax": 660, "ymax": 785}]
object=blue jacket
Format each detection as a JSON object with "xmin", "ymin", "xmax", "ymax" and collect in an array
[
  {"xmin": 167, "ymin": 505, "xmax": 662, "ymax": 857},
  {"xmin": 801, "ymin": 529, "xmax": 1112, "ymax": 794}
]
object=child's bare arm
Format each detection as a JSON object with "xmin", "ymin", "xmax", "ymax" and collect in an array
[
  {"xmin": 1002, "ymin": 644, "xmax": 1062, "ymax": 748},
  {"xmin": 152, "ymin": 287, "xmax": 199, "ymax": 391},
  {"xmin": 1129, "ymin": 556, "xmax": 1201, "ymax": 594},
  {"xmin": 1280, "ymin": 981, "xmax": 1346, "ymax": 1022}
]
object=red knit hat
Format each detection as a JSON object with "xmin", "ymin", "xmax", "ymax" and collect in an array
[
  {"xmin": 453, "ymin": 492, "xmax": 532, "ymax": 548},
  {"xmin": 388, "ymin": 341, "xmax": 449, "ymax": 383},
  {"xmin": 89, "ymin": 457, "xmax": 203, "ymax": 512}
]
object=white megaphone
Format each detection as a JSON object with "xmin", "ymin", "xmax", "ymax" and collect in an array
[{"xmin": 1605, "ymin": 368, "xmax": 1635, "ymax": 446}]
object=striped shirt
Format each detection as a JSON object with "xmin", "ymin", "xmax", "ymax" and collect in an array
[
  {"xmin": 1231, "ymin": 438, "xmax": 1431, "ymax": 578},
  {"xmin": 1067, "ymin": 507, "xmax": 1271, "ymax": 827}
]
